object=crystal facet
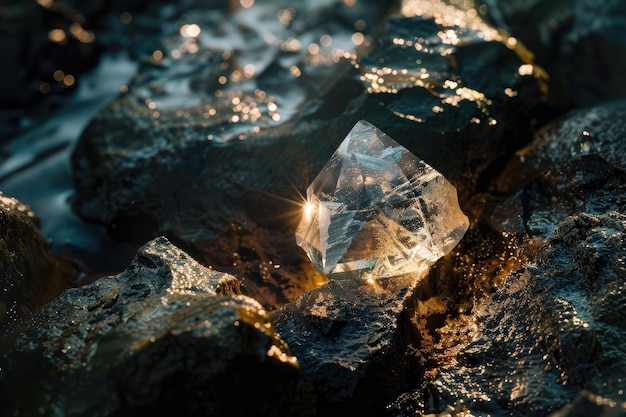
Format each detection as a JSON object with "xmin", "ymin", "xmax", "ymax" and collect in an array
[{"xmin": 296, "ymin": 120, "xmax": 469, "ymax": 280}]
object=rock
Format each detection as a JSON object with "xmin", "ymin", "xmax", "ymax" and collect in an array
[
  {"xmin": 411, "ymin": 211, "xmax": 626, "ymax": 416},
  {"xmin": 0, "ymin": 237, "xmax": 315, "ymax": 417},
  {"xmin": 548, "ymin": 391, "xmax": 626, "ymax": 417},
  {"xmin": 491, "ymin": 99, "xmax": 626, "ymax": 237},
  {"xmin": 272, "ymin": 275, "xmax": 422, "ymax": 415},
  {"xmin": 387, "ymin": 101, "xmax": 626, "ymax": 415},
  {"xmin": 349, "ymin": 0, "xmax": 548, "ymax": 199},
  {"xmin": 69, "ymin": 0, "xmax": 544, "ymax": 309},
  {"xmin": 0, "ymin": 192, "xmax": 79, "ymax": 336},
  {"xmin": 486, "ymin": 0, "xmax": 626, "ymax": 108}
]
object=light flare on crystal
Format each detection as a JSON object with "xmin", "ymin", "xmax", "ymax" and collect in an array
[{"xmin": 296, "ymin": 120, "xmax": 469, "ymax": 281}]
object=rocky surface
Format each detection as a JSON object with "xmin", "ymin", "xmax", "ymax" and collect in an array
[
  {"xmin": 350, "ymin": 0, "xmax": 548, "ymax": 197},
  {"xmin": 386, "ymin": 100, "xmax": 626, "ymax": 416},
  {"xmin": 1, "ymin": 1, "xmax": 626, "ymax": 416},
  {"xmin": 0, "ymin": 192, "xmax": 79, "ymax": 336},
  {"xmin": 487, "ymin": 0, "xmax": 626, "ymax": 109},
  {"xmin": 398, "ymin": 211, "xmax": 626, "ymax": 416},
  {"xmin": 69, "ymin": 0, "xmax": 545, "ymax": 310},
  {"xmin": 491, "ymin": 99, "xmax": 626, "ymax": 237},
  {"xmin": 0, "ymin": 237, "xmax": 314, "ymax": 417},
  {"xmin": 273, "ymin": 276, "xmax": 422, "ymax": 415}
]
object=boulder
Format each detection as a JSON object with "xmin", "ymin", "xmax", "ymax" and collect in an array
[
  {"xmin": 273, "ymin": 276, "xmax": 422, "ymax": 415},
  {"xmin": 402, "ymin": 211, "xmax": 626, "ymax": 416},
  {"xmin": 388, "ymin": 100, "xmax": 626, "ymax": 416},
  {"xmin": 349, "ymin": 0, "xmax": 548, "ymax": 198},
  {"xmin": 70, "ymin": 0, "xmax": 545, "ymax": 309},
  {"xmin": 0, "ymin": 192, "xmax": 79, "ymax": 336},
  {"xmin": 0, "ymin": 237, "xmax": 315, "ymax": 417}
]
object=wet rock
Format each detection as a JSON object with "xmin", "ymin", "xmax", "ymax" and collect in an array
[
  {"xmin": 0, "ymin": 237, "xmax": 315, "ymax": 417},
  {"xmin": 487, "ymin": 0, "xmax": 626, "ymax": 108},
  {"xmin": 548, "ymin": 391, "xmax": 626, "ymax": 417},
  {"xmin": 491, "ymin": 99, "xmax": 626, "ymax": 237},
  {"xmin": 0, "ymin": 192, "xmax": 79, "ymax": 336},
  {"xmin": 400, "ymin": 211, "xmax": 626, "ymax": 416},
  {"xmin": 349, "ymin": 0, "xmax": 547, "ymax": 199},
  {"xmin": 388, "ymin": 101, "xmax": 626, "ymax": 416},
  {"xmin": 272, "ymin": 275, "xmax": 426, "ymax": 415},
  {"xmin": 70, "ymin": 0, "xmax": 544, "ymax": 309}
]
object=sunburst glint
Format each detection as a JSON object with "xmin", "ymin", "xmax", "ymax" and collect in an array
[
  {"xmin": 294, "ymin": 120, "xmax": 469, "ymax": 283},
  {"xmin": 304, "ymin": 201, "xmax": 314, "ymax": 220}
]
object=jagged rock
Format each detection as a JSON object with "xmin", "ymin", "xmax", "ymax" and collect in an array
[
  {"xmin": 405, "ymin": 211, "xmax": 626, "ymax": 416},
  {"xmin": 0, "ymin": 237, "xmax": 315, "ymax": 417},
  {"xmin": 388, "ymin": 101, "xmax": 626, "ymax": 416},
  {"xmin": 487, "ymin": 0, "xmax": 626, "ymax": 108},
  {"xmin": 348, "ymin": 0, "xmax": 547, "ymax": 200},
  {"xmin": 272, "ymin": 275, "xmax": 423, "ymax": 415},
  {"xmin": 491, "ymin": 99, "xmax": 626, "ymax": 237},
  {"xmin": 69, "ymin": 0, "xmax": 544, "ymax": 310},
  {"xmin": 0, "ymin": 192, "xmax": 79, "ymax": 336}
]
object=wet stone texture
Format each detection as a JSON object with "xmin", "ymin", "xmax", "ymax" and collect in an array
[
  {"xmin": 491, "ymin": 99, "xmax": 626, "ymax": 237},
  {"xmin": 2, "ymin": 1, "xmax": 626, "ymax": 416},
  {"xmin": 349, "ymin": 0, "xmax": 548, "ymax": 200},
  {"xmin": 488, "ymin": 0, "xmax": 626, "ymax": 109},
  {"xmin": 273, "ymin": 276, "xmax": 422, "ymax": 415},
  {"xmin": 386, "ymin": 101, "xmax": 626, "ymax": 416},
  {"xmin": 406, "ymin": 211, "xmax": 626, "ymax": 416},
  {"xmin": 0, "ymin": 192, "xmax": 79, "ymax": 336},
  {"xmin": 0, "ymin": 237, "xmax": 314, "ymax": 417},
  {"xmin": 70, "ymin": 0, "xmax": 545, "ymax": 310}
]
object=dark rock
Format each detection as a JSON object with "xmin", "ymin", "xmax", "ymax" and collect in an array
[
  {"xmin": 0, "ymin": 192, "xmax": 79, "ymax": 336},
  {"xmin": 272, "ymin": 275, "xmax": 422, "ymax": 415},
  {"xmin": 491, "ymin": 99, "xmax": 626, "ymax": 237},
  {"xmin": 349, "ymin": 0, "xmax": 547, "ymax": 200},
  {"xmin": 548, "ymin": 391, "xmax": 626, "ymax": 417},
  {"xmin": 487, "ymin": 0, "xmax": 626, "ymax": 108},
  {"xmin": 0, "ymin": 237, "xmax": 315, "ymax": 417},
  {"xmin": 388, "ymin": 101, "xmax": 626, "ymax": 416},
  {"xmin": 2, "ymin": 2, "xmax": 625, "ymax": 416},
  {"xmin": 432, "ymin": 210, "xmax": 624, "ymax": 415},
  {"xmin": 69, "ymin": 0, "xmax": 544, "ymax": 309}
]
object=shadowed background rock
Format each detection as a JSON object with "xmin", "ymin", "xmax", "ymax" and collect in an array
[{"xmin": 0, "ymin": 192, "xmax": 79, "ymax": 336}]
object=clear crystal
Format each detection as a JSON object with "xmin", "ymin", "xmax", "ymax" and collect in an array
[{"xmin": 296, "ymin": 120, "xmax": 469, "ymax": 280}]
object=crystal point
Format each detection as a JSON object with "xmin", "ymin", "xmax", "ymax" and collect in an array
[{"xmin": 296, "ymin": 120, "xmax": 469, "ymax": 281}]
